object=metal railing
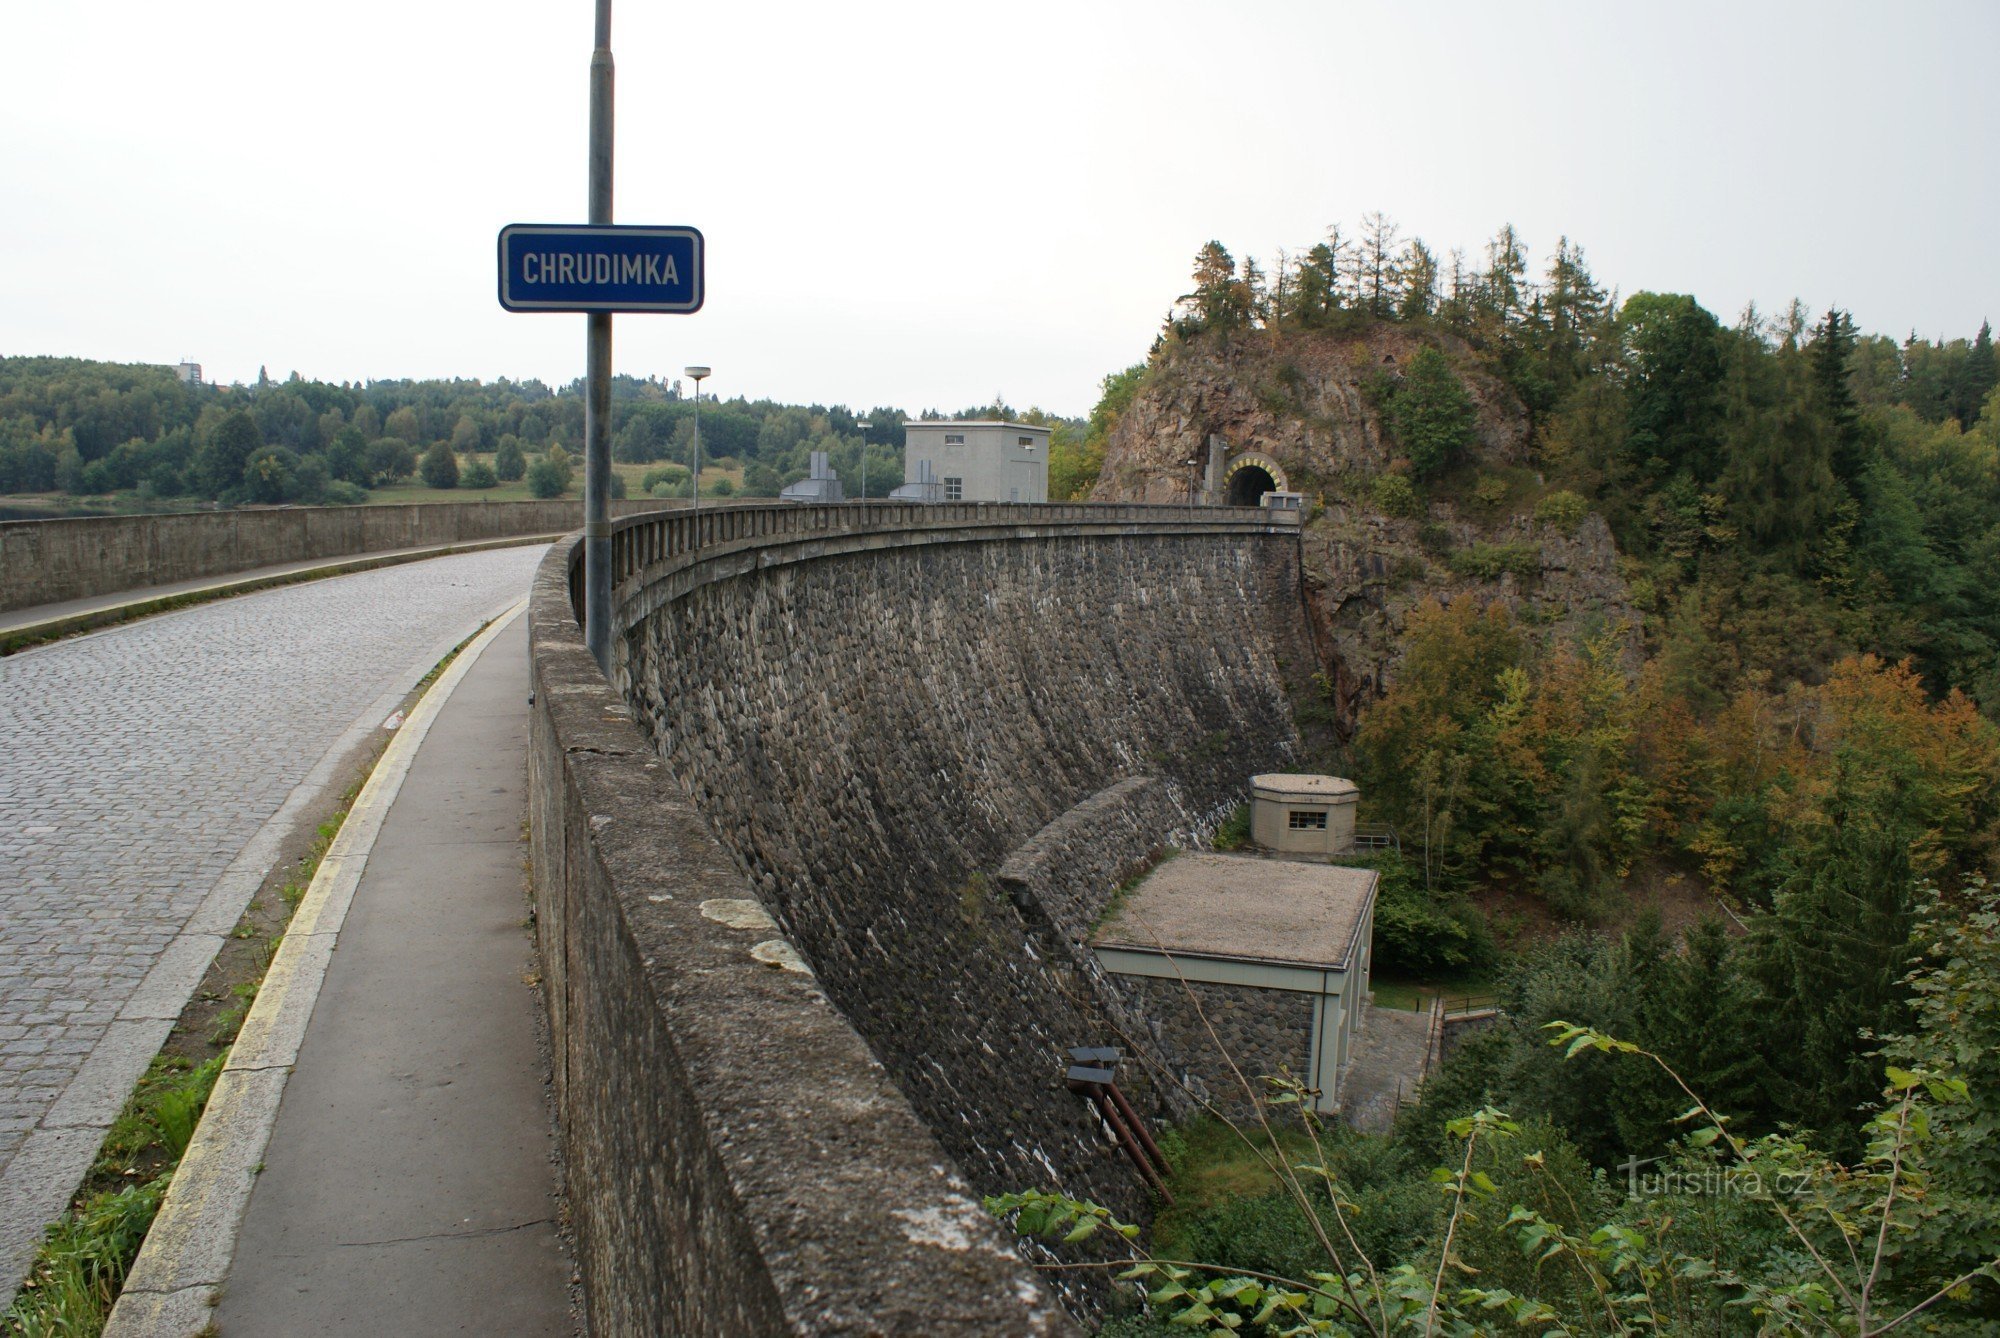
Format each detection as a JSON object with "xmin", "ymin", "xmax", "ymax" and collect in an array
[{"xmin": 1351, "ymin": 822, "xmax": 1400, "ymax": 853}]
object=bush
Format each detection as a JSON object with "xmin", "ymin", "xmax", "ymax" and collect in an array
[
  {"xmin": 494, "ymin": 437, "xmax": 526, "ymax": 481},
  {"xmin": 642, "ymin": 464, "xmax": 690, "ymax": 492},
  {"xmin": 1212, "ymin": 804, "xmax": 1252, "ymax": 851},
  {"xmin": 321, "ymin": 480, "xmax": 368, "ymax": 506},
  {"xmin": 609, "ymin": 472, "xmax": 627, "ymax": 499},
  {"xmin": 1367, "ymin": 855, "xmax": 1495, "ymax": 976},
  {"xmin": 1446, "ymin": 542, "xmax": 1541, "ymax": 582},
  {"xmin": 419, "ymin": 441, "xmax": 459, "ymax": 489},
  {"xmin": 650, "ymin": 478, "xmax": 691, "ymax": 500},
  {"xmin": 708, "ymin": 477, "xmax": 735, "ymax": 498},
  {"xmin": 526, "ymin": 458, "xmax": 568, "ymax": 498},
  {"xmin": 460, "ymin": 459, "xmax": 497, "ymax": 489},
  {"xmin": 1534, "ymin": 488, "xmax": 1590, "ymax": 533},
  {"xmin": 1371, "ymin": 472, "xmax": 1422, "ymax": 518}
]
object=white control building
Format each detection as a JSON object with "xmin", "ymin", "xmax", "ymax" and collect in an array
[{"xmin": 901, "ymin": 420, "xmax": 1049, "ymax": 504}]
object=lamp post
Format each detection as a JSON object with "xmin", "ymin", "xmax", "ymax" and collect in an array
[
  {"xmin": 581, "ymin": 0, "xmax": 615, "ymax": 672},
  {"xmin": 856, "ymin": 420, "xmax": 871, "ymax": 503},
  {"xmin": 685, "ymin": 365, "xmax": 709, "ymax": 513}
]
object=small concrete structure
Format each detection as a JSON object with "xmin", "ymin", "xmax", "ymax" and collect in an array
[
  {"xmin": 779, "ymin": 449, "xmax": 845, "ymax": 503},
  {"xmin": 902, "ymin": 419, "xmax": 1049, "ymax": 503},
  {"xmin": 888, "ymin": 458, "xmax": 941, "ymax": 502},
  {"xmin": 1251, "ymin": 773, "xmax": 1359, "ymax": 854},
  {"xmin": 1092, "ymin": 853, "xmax": 1377, "ymax": 1113}
]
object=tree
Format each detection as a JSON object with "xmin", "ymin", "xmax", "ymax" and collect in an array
[
  {"xmin": 1358, "ymin": 211, "xmax": 1402, "ymax": 318},
  {"xmin": 419, "ymin": 440, "xmax": 459, "ymax": 489},
  {"xmin": 494, "ymin": 437, "xmax": 527, "ymax": 481},
  {"xmin": 1396, "ymin": 240, "xmax": 1438, "ymax": 321},
  {"xmin": 1288, "ymin": 242, "xmax": 1342, "ymax": 328},
  {"xmin": 1811, "ymin": 307, "xmax": 1867, "ymax": 483},
  {"xmin": 1389, "ymin": 348, "xmax": 1477, "ymax": 478},
  {"xmin": 325, "ymin": 427, "xmax": 372, "ymax": 487},
  {"xmin": 367, "ymin": 437, "xmax": 415, "ymax": 484},
  {"xmin": 1952, "ymin": 319, "xmax": 1997, "ymax": 428},
  {"xmin": 1620, "ymin": 292, "xmax": 1726, "ymax": 479},
  {"xmin": 195, "ymin": 410, "xmax": 262, "ymax": 498},
  {"xmin": 1177, "ymin": 241, "xmax": 1251, "ymax": 335},
  {"xmin": 241, "ymin": 446, "xmax": 300, "ymax": 503}
]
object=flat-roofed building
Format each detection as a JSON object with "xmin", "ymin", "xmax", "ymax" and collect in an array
[
  {"xmin": 901, "ymin": 420, "xmax": 1048, "ymax": 504},
  {"xmin": 1091, "ymin": 852, "xmax": 1376, "ymax": 1113}
]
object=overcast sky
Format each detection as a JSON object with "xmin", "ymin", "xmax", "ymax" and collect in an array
[{"xmin": 2, "ymin": 1, "xmax": 1992, "ymax": 417}]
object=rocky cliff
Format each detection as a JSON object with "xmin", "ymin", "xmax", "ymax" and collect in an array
[{"xmin": 1091, "ymin": 326, "xmax": 1635, "ymax": 735}]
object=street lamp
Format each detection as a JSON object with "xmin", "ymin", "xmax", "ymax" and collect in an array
[
  {"xmin": 857, "ymin": 420, "xmax": 871, "ymax": 503},
  {"xmin": 684, "ymin": 365, "xmax": 709, "ymax": 511}
]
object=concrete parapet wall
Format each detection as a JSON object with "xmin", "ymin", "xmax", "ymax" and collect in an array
[
  {"xmin": 0, "ymin": 499, "xmax": 659, "ymax": 612},
  {"xmin": 528, "ymin": 501, "xmax": 1314, "ymax": 1330},
  {"xmin": 528, "ymin": 526, "xmax": 1071, "ymax": 1336}
]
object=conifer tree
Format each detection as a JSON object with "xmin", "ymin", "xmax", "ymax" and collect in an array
[{"xmin": 1954, "ymin": 319, "xmax": 1997, "ymax": 426}]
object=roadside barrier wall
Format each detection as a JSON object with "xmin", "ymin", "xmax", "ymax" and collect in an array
[{"xmin": 0, "ymin": 499, "xmax": 659, "ymax": 612}]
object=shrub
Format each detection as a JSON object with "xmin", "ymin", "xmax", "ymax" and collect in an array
[
  {"xmin": 708, "ymin": 477, "xmax": 735, "ymax": 498},
  {"xmin": 1534, "ymin": 488, "xmax": 1590, "ymax": 533},
  {"xmin": 460, "ymin": 459, "xmax": 497, "ymax": 489},
  {"xmin": 419, "ymin": 441, "xmax": 459, "ymax": 489},
  {"xmin": 1371, "ymin": 472, "xmax": 1422, "ymax": 518},
  {"xmin": 1212, "ymin": 804, "xmax": 1252, "ymax": 851},
  {"xmin": 1447, "ymin": 541, "xmax": 1541, "ymax": 582},
  {"xmin": 526, "ymin": 458, "xmax": 567, "ymax": 498},
  {"xmin": 321, "ymin": 480, "xmax": 368, "ymax": 506},
  {"xmin": 641, "ymin": 463, "xmax": 689, "ymax": 492}
]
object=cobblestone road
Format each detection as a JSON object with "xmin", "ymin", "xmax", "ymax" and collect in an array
[{"xmin": 0, "ymin": 545, "xmax": 547, "ymax": 1281}]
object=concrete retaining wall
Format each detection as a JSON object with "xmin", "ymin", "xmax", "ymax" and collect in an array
[
  {"xmin": 0, "ymin": 499, "xmax": 659, "ymax": 612},
  {"xmin": 528, "ymin": 501, "xmax": 1316, "ymax": 1331}
]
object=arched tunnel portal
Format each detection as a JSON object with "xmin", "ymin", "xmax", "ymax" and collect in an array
[{"xmin": 1223, "ymin": 452, "xmax": 1287, "ymax": 506}]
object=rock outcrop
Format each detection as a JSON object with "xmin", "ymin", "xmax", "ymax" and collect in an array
[{"xmin": 1091, "ymin": 327, "xmax": 1635, "ymax": 733}]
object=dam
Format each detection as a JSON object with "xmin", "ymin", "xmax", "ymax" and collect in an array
[{"xmin": 527, "ymin": 500, "xmax": 1320, "ymax": 1331}]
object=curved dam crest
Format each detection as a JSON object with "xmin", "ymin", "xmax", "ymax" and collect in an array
[{"xmin": 529, "ymin": 502, "xmax": 1320, "ymax": 1332}]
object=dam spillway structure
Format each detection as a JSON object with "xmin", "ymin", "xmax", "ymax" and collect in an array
[{"xmin": 526, "ymin": 500, "xmax": 1319, "ymax": 1332}]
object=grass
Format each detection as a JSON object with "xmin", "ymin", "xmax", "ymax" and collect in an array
[
  {"xmin": 1093, "ymin": 847, "xmax": 1178, "ymax": 933},
  {"xmin": 2, "ymin": 1057, "xmax": 222, "ymax": 1337},
  {"xmin": 1149, "ymin": 1117, "xmax": 1321, "ymax": 1259}
]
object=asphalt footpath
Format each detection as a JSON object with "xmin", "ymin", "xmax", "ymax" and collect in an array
[{"xmin": 206, "ymin": 611, "xmax": 574, "ymax": 1333}]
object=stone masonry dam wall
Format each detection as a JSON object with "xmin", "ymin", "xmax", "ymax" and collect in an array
[
  {"xmin": 0, "ymin": 498, "xmax": 661, "ymax": 613},
  {"xmin": 527, "ymin": 502, "xmax": 1318, "ymax": 1332}
]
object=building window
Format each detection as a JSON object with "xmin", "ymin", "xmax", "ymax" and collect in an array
[
  {"xmin": 944, "ymin": 476, "xmax": 964, "ymax": 500},
  {"xmin": 1288, "ymin": 810, "xmax": 1328, "ymax": 830},
  {"xmin": 1018, "ymin": 436, "xmax": 1034, "ymax": 448},
  {"xmin": 944, "ymin": 433, "xmax": 965, "ymax": 445}
]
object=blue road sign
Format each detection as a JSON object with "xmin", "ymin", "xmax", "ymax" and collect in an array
[{"xmin": 497, "ymin": 224, "xmax": 704, "ymax": 313}]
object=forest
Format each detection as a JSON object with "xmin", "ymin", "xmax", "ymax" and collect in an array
[
  {"xmin": 0, "ymin": 358, "xmax": 1093, "ymax": 511},
  {"xmin": 993, "ymin": 222, "xmax": 2000, "ymax": 1334}
]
